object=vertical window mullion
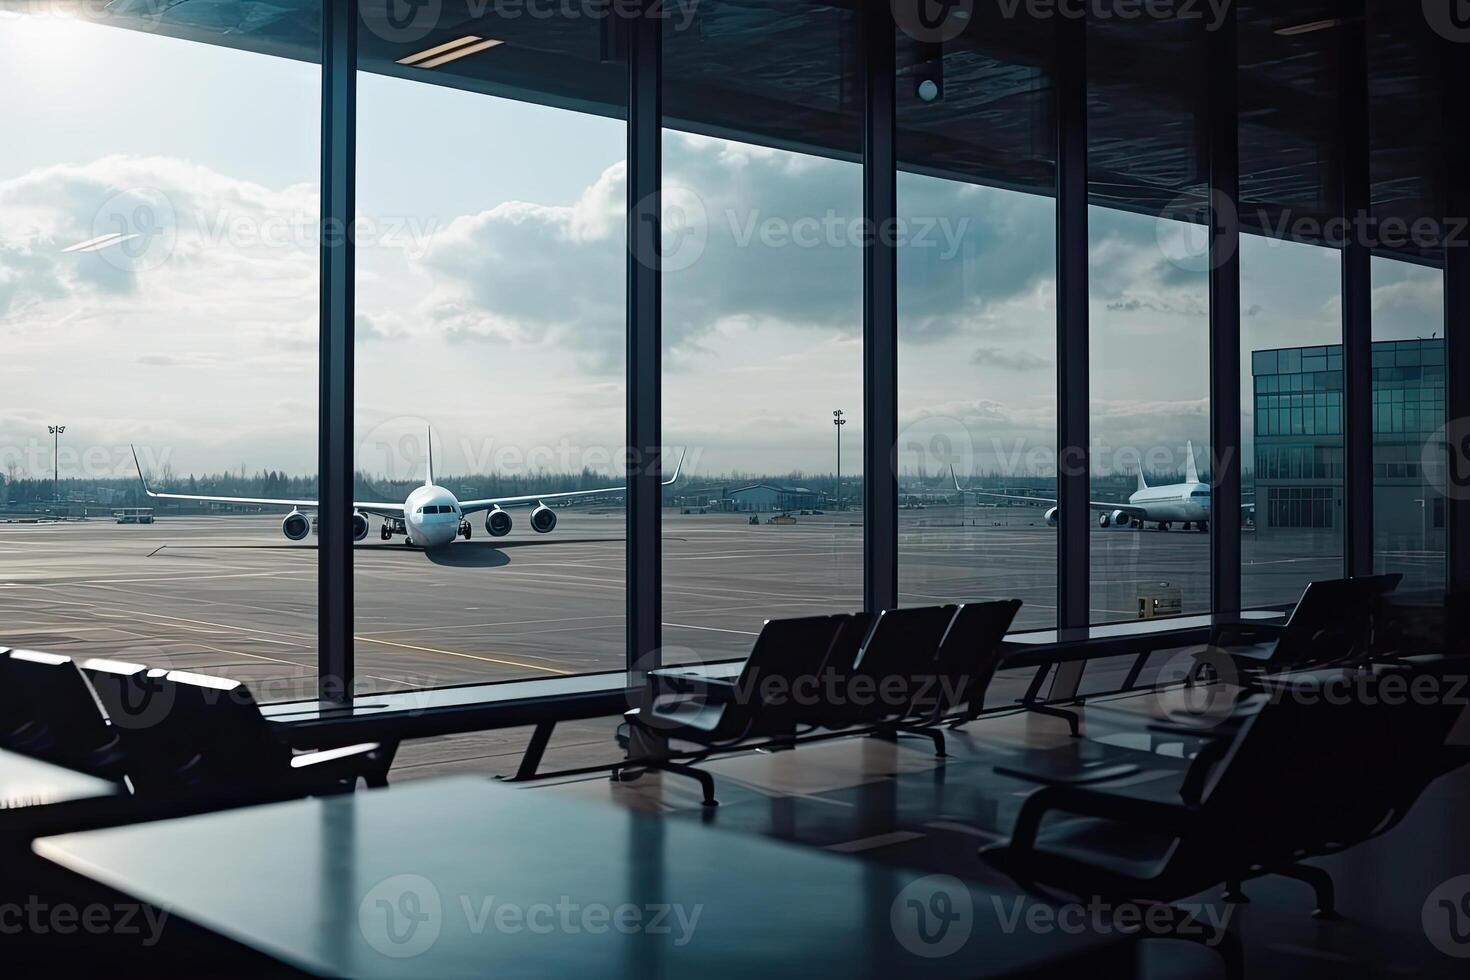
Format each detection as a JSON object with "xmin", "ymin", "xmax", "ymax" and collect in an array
[{"xmin": 318, "ymin": 0, "xmax": 355, "ymax": 704}]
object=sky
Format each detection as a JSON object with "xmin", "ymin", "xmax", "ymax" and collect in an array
[{"xmin": 0, "ymin": 13, "xmax": 1448, "ymax": 488}]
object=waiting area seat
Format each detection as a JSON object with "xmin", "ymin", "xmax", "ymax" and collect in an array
[
  {"xmin": 0, "ymin": 648, "xmax": 389, "ymax": 812},
  {"xmin": 619, "ymin": 601, "xmax": 1022, "ymax": 805},
  {"xmin": 80, "ymin": 659, "xmax": 392, "ymax": 801},
  {"xmin": 1199, "ymin": 574, "xmax": 1404, "ymax": 685},
  {"xmin": 979, "ymin": 657, "xmax": 1469, "ymax": 976},
  {"xmin": 0, "ymin": 649, "xmax": 127, "ymax": 783}
]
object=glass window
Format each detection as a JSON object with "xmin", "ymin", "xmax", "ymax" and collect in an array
[
  {"xmin": 1372, "ymin": 255, "xmax": 1446, "ymax": 590},
  {"xmin": 1241, "ymin": 236, "xmax": 1343, "ymax": 606},
  {"xmin": 661, "ymin": 1, "xmax": 863, "ymax": 664},
  {"xmin": 355, "ymin": 11, "xmax": 626, "ymax": 688},
  {"xmin": 0, "ymin": 11, "xmax": 320, "ymax": 701},
  {"xmin": 896, "ymin": 20, "xmax": 1057, "ymax": 632},
  {"xmin": 1086, "ymin": 14, "xmax": 1210, "ymax": 624}
]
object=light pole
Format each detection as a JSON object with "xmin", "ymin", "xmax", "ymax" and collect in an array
[
  {"xmin": 48, "ymin": 424, "xmax": 65, "ymax": 506},
  {"xmin": 832, "ymin": 410, "xmax": 846, "ymax": 509}
]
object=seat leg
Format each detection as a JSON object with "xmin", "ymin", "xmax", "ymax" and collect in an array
[
  {"xmin": 1027, "ymin": 703, "xmax": 1082, "ymax": 738},
  {"xmin": 895, "ymin": 724, "xmax": 947, "ymax": 757},
  {"xmin": 501, "ymin": 720, "xmax": 555, "ymax": 782},
  {"xmin": 1275, "ymin": 863, "xmax": 1338, "ymax": 919},
  {"xmin": 1223, "ymin": 880, "xmax": 1250, "ymax": 903},
  {"xmin": 659, "ymin": 762, "xmax": 719, "ymax": 807},
  {"xmin": 364, "ymin": 740, "xmax": 398, "ymax": 789}
]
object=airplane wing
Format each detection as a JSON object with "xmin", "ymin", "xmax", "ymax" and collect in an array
[
  {"xmin": 458, "ymin": 449, "xmax": 685, "ymax": 514},
  {"xmin": 131, "ymin": 447, "xmax": 405, "ymax": 516},
  {"xmin": 949, "ymin": 467, "xmax": 1148, "ymax": 518}
]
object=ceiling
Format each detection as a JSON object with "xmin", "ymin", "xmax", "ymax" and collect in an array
[{"xmin": 23, "ymin": 0, "xmax": 1452, "ymax": 262}]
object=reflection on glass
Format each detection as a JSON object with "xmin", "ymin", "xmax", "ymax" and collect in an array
[
  {"xmin": 897, "ymin": 176, "xmax": 1058, "ymax": 631},
  {"xmin": 660, "ymin": 0, "xmax": 863, "ymax": 665},
  {"xmin": 354, "ymin": 47, "xmax": 626, "ymax": 689},
  {"xmin": 1241, "ymin": 236, "xmax": 1344, "ymax": 607},
  {"xmin": 1371, "ymin": 256, "xmax": 1446, "ymax": 591},
  {"xmin": 1089, "ymin": 208, "xmax": 1210, "ymax": 624},
  {"xmin": 0, "ymin": 14, "xmax": 320, "ymax": 702},
  {"xmin": 894, "ymin": 24, "xmax": 1058, "ymax": 632}
]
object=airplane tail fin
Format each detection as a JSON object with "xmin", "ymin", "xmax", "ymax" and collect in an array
[
  {"xmin": 1136, "ymin": 465, "xmax": 1148, "ymax": 493},
  {"xmin": 131, "ymin": 445, "xmax": 158, "ymax": 498},
  {"xmin": 1184, "ymin": 440, "xmax": 1200, "ymax": 485},
  {"xmin": 951, "ymin": 465, "xmax": 966, "ymax": 493},
  {"xmin": 424, "ymin": 425, "xmax": 434, "ymax": 487},
  {"xmin": 663, "ymin": 448, "xmax": 686, "ymax": 486}
]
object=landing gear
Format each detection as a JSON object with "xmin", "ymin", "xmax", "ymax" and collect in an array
[
  {"xmin": 380, "ymin": 524, "xmax": 392, "ymax": 541},
  {"xmin": 1182, "ymin": 522, "xmax": 1194, "ymax": 532},
  {"xmin": 404, "ymin": 536, "xmax": 414, "ymax": 548},
  {"xmin": 460, "ymin": 520, "xmax": 472, "ymax": 540},
  {"xmin": 1198, "ymin": 521, "xmax": 1210, "ymax": 533},
  {"xmin": 1158, "ymin": 522, "xmax": 1172, "ymax": 532}
]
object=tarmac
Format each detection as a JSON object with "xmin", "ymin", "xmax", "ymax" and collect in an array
[{"xmin": 0, "ymin": 506, "xmax": 1442, "ymax": 704}]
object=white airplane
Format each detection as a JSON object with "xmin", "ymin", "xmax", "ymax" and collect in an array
[
  {"xmin": 950, "ymin": 442, "xmax": 1249, "ymax": 533},
  {"xmin": 131, "ymin": 433, "xmax": 684, "ymax": 549}
]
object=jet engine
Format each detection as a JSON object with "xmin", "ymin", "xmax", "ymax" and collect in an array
[
  {"xmin": 352, "ymin": 511, "xmax": 370, "ymax": 541},
  {"xmin": 1044, "ymin": 506, "xmax": 1059, "ymax": 527},
  {"xmin": 281, "ymin": 510, "xmax": 311, "ymax": 541},
  {"xmin": 1110, "ymin": 510, "xmax": 1133, "ymax": 529},
  {"xmin": 529, "ymin": 503, "xmax": 557, "ymax": 534},
  {"xmin": 485, "ymin": 507, "xmax": 512, "ymax": 537}
]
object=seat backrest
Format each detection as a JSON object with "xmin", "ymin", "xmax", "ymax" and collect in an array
[
  {"xmin": 159, "ymin": 670, "xmax": 289, "ymax": 780},
  {"xmin": 734, "ymin": 615, "xmax": 848, "ymax": 731},
  {"xmin": 853, "ymin": 606, "xmax": 956, "ymax": 677},
  {"xmin": 1271, "ymin": 579, "xmax": 1368, "ymax": 667},
  {"xmin": 0, "ymin": 650, "xmax": 125, "ymax": 779},
  {"xmin": 1191, "ymin": 671, "xmax": 1399, "ymax": 852},
  {"xmin": 81, "ymin": 660, "xmax": 285, "ymax": 793},
  {"xmin": 923, "ymin": 599, "xmax": 1022, "ymax": 718},
  {"xmin": 849, "ymin": 605, "xmax": 958, "ymax": 722},
  {"xmin": 798, "ymin": 612, "xmax": 871, "ymax": 728}
]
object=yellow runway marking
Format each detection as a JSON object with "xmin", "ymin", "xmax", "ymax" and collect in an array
[{"xmin": 352, "ymin": 636, "xmax": 574, "ymax": 675}]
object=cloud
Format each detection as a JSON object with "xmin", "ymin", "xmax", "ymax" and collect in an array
[
  {"xmin": 396, "ymin": 134, "xmax": 1067, "ymax": 370},
  {"xmin": 969, "ymin": 346, "xmax": 1050, "ymax": 371}
]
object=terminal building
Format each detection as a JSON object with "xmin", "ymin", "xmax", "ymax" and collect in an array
[
  {"xmin": 1252, "ymin": 339, "xmax": 1446, "ymax": 549},
  {"xmin": 4, "ymin": 3, "xmax": 1469, "ymax": 979}
]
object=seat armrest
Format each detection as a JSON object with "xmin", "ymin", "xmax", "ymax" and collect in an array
[
  {"xmin": 993, "ymin": 762, "xmax": 1143, "ymax": 786},
  {"xmin": 288, "ymin": 742, "xmax": 385, "ymax": 790},
  {"xmin": 1206, "ymin": 622, "xmax": 1282, "ymax": 648},
  {"xmin": 290, "ymin": 742, "xmax": 382, "ymax": 768},
  {"xmin": 1006, "ymin": 783, "xmax": 1194, "ymax": 858},
  {"xmin": 1146, "ymin": 721, "xmax": 1235, "ymax": 739}
]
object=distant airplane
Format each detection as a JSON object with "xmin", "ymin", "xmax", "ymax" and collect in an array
[
  {"xmin": 132, "ymin": 430, "xmax": 684, "ymax": 549},
  {"xmin": 951, "ymin": 441, "xmax": 1252, "ymax": 533}
]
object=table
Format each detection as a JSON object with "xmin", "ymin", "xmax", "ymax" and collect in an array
[
  {"xmin": 36, "ymin": 777, "xmax": 1128, "ymax": 978},
  {"xmin": 0, "ymin": 748, "xmax": 121, "ymax": 837}
]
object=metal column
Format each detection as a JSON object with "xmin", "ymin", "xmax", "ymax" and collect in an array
[
  {"xmin": 863, "ymin": 4, "xmax": 898, "ymax": 615},
  {"xmin": 626, "ymin": 4, "xmax": 663, "ymax": 674},
  {"xmin": 1340, "ymin": 1, "xmax": 1373, "ymax": 577},
  {"xmin": 318, "ymin": 0, "xmax": 356, "ymax": 704},
  {"xmin": 1208, "ymin": 7, "xmax": 1242, "ymax": 613}
]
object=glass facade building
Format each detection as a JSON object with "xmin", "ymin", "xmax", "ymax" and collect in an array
[{"xmin": 1252, "ymin": 339, "xmax": 1446, "ymax": 591}]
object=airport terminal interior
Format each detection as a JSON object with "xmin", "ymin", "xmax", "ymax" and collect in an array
[{"xmin": 2, "ymin": 0, "xmax": 1469, "ymax": 976}]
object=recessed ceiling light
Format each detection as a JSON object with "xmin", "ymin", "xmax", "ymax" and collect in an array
[
  {"xmin": 1275, "ymin": 19, "xmax": 1341, "ymax": 36},
  {"xmin": 397, "ymin": 35, "xmax": 504, "ymax": 69}
]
